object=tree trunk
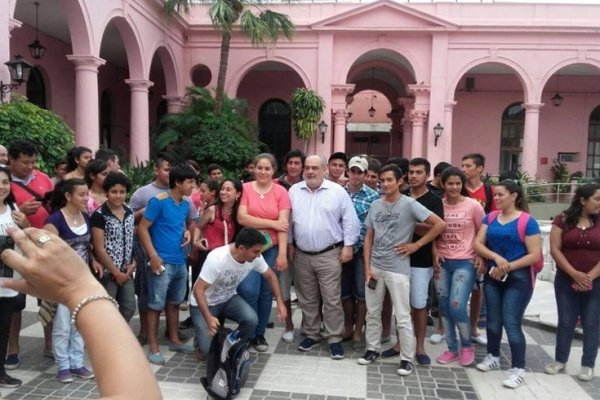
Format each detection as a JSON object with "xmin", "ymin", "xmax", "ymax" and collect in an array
[{"xmin": 215, "ymin": 30, "xmax": 231, "ymax": 114}]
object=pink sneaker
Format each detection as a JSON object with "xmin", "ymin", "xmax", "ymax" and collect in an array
[
  {"xmin": 436, "ymin": 350, "xmax": 459, "ymax": 365},
  {"xmin": 459, "ymin": 346, "xmax": 475, "ymax": 366}
]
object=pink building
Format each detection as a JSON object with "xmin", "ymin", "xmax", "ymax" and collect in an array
[{"xmin": 3, "ymin": 0, "xmax": 600, "ymax": 180}]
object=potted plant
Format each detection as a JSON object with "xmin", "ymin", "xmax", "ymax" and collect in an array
[
  {"xmin": 290, "ymin": 88, "xmax": 325, "ymax": 152},
  {"xmin": 550, "ymin": 158, "xmax": 570, "ymax": 200}
]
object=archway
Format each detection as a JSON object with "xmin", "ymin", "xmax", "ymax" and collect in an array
[
  {"xmin": 587, "ymin": 106, "xmax": 600, "ymax": 177},
  {"xmin": 500, "ymin": 103, "xmax": 525, "ymax": 173},
  {"xmin": 27, "ymin": 67, "xmax": 46, "ymax": 109},
  {"xmin": 258, "ymin": 100, "xmax": 291, "ymax": 167}
]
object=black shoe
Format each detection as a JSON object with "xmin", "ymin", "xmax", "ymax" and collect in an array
[
  {"xmin": 179, "ymin": 317, "xmax": 193, "ymax": 330},
  {"xmin": 0, "ymin": 374, "xmax": 22, "ymax": 388},
  {"xmin": 357, "ymin": 350, "xmax": 380, "ymax": 365},
  {"xmin": 397, "ymin": 360, "xmax": 413, "ymax": 376},
  {"xmin": 253, "ymin": 335, "xmax": 269, "ymax": 352},
  {"xmin": 267, "ymin": 322, "xmax": 275, "ymax": 329}
]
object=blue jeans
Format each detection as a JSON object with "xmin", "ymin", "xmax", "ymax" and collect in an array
[
  {"xmin": 554, "ymin": 270, "xmax": 600, "ymax": 368},
  {"xmin": 190, "ymin": 295, "xmax": 258, "ymax": 355},
  {"xmin": 435, "ymin": 259, "xmax": 476, "ymax": 353},
  {"xmin": 52, "ymin": 304, "xmax": 85, "ymax": 371},
  {"xmin": 484, "ymin": 267, "xmax": 533, "ymax": 369},
  {"xmin": 147, "ymin": 262, "xmax": 187, "ymax": 311},
  {"xmin": 237, "ymin": 245, "xmax": 278, "ymax": 337},
  {"xmin": 341, "ymin": 249, "xmax": 366, "ymax": 301}
]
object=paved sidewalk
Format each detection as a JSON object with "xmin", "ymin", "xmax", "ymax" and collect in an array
[{"xmin": 1, "ymin": 285, "xmax": 600, "ymax": 400}]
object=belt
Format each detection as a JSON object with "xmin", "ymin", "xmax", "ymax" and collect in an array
[{"xmin": 297, "ymin": 241, "xmax": 344, "ymax": 256}]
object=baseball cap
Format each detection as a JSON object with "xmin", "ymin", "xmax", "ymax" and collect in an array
[{"xmin": 348, "ymin": 156, "xmax": 368, "ymax": 172}]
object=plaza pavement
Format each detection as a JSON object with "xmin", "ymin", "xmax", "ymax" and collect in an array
[{"xmin": 1, "ymin": 279, "xmax": 600, "ymax": 400}]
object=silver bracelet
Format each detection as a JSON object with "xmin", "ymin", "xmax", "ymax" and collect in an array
[{"xmin": 70, "ymin": 295, "xmax": 119, "ymax": 327}]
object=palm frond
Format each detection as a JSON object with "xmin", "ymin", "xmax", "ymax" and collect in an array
[{"xmin": 210, "ymin": 0, "xmax": 242, "ymax": 31}]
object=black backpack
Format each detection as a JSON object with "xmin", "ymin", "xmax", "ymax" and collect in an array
[{"xmin": 201, "ymin": 327, "xmax": 252, "ymax": 400}]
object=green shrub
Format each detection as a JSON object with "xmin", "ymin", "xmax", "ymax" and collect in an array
[
  {"xmin": 0, "ymin": 96, "xmax": 74, "ymax": 174},
  {"xmin": 121, "ymin": 161, "xmax": 155, "ymax": 200}
]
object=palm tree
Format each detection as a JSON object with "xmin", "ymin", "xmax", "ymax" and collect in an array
[{"xmin": 165, "ymin": 0, "xmax": 295, "ymax": 113}]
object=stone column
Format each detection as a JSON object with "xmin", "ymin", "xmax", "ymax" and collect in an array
[
  {"xmin": 66, "ymin": 55, "xmax": 106, "ymax": 149},
  {"xmin": 410, "ymin": 110, "xmax": 428, "ymax": 158},
  {"xmin": 522, "ymin": 103, "xmax": 544, "ymax": 178},
  {"xmin": 442, "ymin": 101, "xmax": 457, "ymax": 162},
  {"xmin": 162, "ymin": 95, "xmax": 186, "ymax": 114},
  {"xmin": 330, "ymin": 84, "xmax": 355, "ymax": 153},
  {"xmin": 398, "ymin": 97, "xmax": 414, "ymax": 158},
  {"xmin": 126, "ymin": 79, "xmax": 154, "ymax": 164},
  {"xmin": 333, "ymin": 110, "xmax": 347, "ymax": 152}
]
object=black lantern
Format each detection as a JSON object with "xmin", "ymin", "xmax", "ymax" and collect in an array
[
  {"xmin": 318, "ymin": 120, "xmax": 328, "ymax": 144},
  {"xmin": 28, "ymin": 2, "xmax": 46, "ymax": 60},
  {"xmin": 1, "ymin": 55, "xmax": 34, "ymax": 102},
  {"xmin": 433, "ymin": 123, "xmax": 444, "ymax": 147}
]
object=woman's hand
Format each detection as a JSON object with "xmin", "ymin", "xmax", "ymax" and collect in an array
[
  {"xmin": 474, "ymin": 256, "xmax": 487, "ymax": 275},
  {"xmin": 114, "ymin": 270, "xmax": 129, "ymax": 286},
  {"xmin": 11, "ymin": 210, "xmax": 29, "ymax": 228},
  {"xmin": 194, "ymin": 238, "xmax": 209, "ymax": 251},
  {"xmin": 489, "ymin": 266, "xmax": 507, "ymax": 281},
  {"xmin": 0, "ymin": 227, "xmax": 106, "ymax": 310},
  {"xmin": 571, "ymin": 270, "xmax": 592, "ymax": 289},
  {"xmin": 271, "ymin": 220, "xmax": 289, "ymax": 232},
  {"xmin": 124, "ymin": 262, "xmax": 136, "ymax": 278},
  {"xmin": 275, "ymin": 253, "xmax": 287, "ymax": 272},
  {"xmin": 493, "ymin": 255, "xmax": 510, "ymax": 273}
]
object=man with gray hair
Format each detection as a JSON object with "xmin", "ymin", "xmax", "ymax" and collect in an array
[{"xmin": 288, "ymin": 155, "xmax": 360, "ymax": 360}]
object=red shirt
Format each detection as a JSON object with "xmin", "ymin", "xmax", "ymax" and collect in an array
[
  {"xmin": 553, "ymin": 214, "xmax": 600, "ymax": 273},
  {"xmin": 11, "ymin": 171, "xmax": 54, "ymax": 228},
  {"xmin": 467, "ymin": 183, "xmax": 496, "ymax": 213},
  {"xmin": 203, "ymin": 207, "xmax": 235, "ymax": 250}
]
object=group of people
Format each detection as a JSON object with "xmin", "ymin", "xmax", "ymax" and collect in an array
[{"xmin": 0, "ymin": 139, "xmax": 598, "ymax": 396}]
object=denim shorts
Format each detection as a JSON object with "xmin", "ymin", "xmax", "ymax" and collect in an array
[
  {"xmin": 147, "ymin": 262, "xmax": 187, "ymax": 311},
  {"xmin": 410, "ymin": 266, "xmax": 433, "ymax": 309}
]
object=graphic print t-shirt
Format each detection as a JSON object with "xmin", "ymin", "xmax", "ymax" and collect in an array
[
  {"xmin": 0, "ymin": 205, "xmax": 21, "ymax": 297},
  {"xmin": 436, "ymin": 197, "xmax": 484, "ymax": 260}
]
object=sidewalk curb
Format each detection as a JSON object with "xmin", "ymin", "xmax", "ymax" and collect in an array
[{"xmin": 523, "ymin": 318, "xmax": 584, "ymax": 340}]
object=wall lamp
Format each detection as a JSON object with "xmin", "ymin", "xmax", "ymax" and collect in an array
[
  {"xmin": 318, "ymin": 120, "xmax": 328, "ymax": 144},
  {"xmin": 433, "ymin": 123, "xmax": 444, "ymax": 147},
  {"xmin": 1, "ymin": 55, "xmax": 34, "ymax": 103}
]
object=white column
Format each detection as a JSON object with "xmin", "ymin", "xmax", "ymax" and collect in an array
[
  {"xmin": 162, "ymin": 95, "xmax": 186, "ymax": 114},
  {"xmin": 333, "ymin": 110, "xmax": 347, "ymax": 152},
  {"xmin": 442, "ymin": 101, "xmax": 457, "ymax": 162},
  {"xmin": 410, "ymin": 110, "xmax": 428, "ymax": 158},
  {"xmin": 522, "ymin": 103, "xmax": 544, "ymax": 178},
  {"xmin": 398, "ymin": 97, "xmax": 414, "ymax": 158},
  {"xmin": 126, "ymin": 79, "xmax": 154, "ymax": 164}
]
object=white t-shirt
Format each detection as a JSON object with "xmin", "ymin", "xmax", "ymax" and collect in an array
[
  {"xmin": 191, "ymin": 244, "xmax": 268, "ymax": 307},
  {"xmin": 0, "ymin": 204, "xmax": 22, "ymax": 297}
]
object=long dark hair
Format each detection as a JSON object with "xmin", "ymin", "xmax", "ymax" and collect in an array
[
  {"xmin": 50, "ymin": 178, "xmax": 87, "ymax": 212},
  {"xmin": 0, "ymin": 165, "xmax": 16, "ymax": 206},
  {"xmin": 216, "ymin": 178, "xmax": 243, "ymax": 237},
  {"xmin": 562, "ymin": 183, "xmax": 600, "ymax": 229},
  {"xmin": 496, "ymin": 179, "xmax": 529, "ymax": 213},
  {"xmin": 66, "ymin": 146, "xmax": 92, "ymax": 172},
  {"xmin": 440, "ymin": 166, "xmax": 469, "ymax": 197}
]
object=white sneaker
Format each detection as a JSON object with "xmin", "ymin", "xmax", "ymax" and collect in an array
[
  {"xmin": 282, "ymin": 330, "xmax": 294, "ymax": 343},
  {"xmin": 502, "ymin": 368, "xmax": 525, "ymax": 389},
  {"xmin": 473, "ymin": 334, "xmax": 488, "ymax": 346},
  {"xmin": 476, "ymin": 354, "xmax": 500, "ymax": 372},
  {"xmin": 429, "ymin": 333, "xmax": 445, "ymax": 345},
  {"xmin": 544, "ymin": 361, "xmax": 566, "ymax": 375},
  {"xmin": 577, "ymin": 366, "xmax": 594, "ymax": 381}
]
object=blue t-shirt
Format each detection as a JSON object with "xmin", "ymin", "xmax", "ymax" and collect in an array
[
  {"xmin": 482, "ymin": 213, "xmax": 540, "ymax": 263},
  {"xmin": 143, "ymin": 193, "xmax": 190, "ymax": 265}
]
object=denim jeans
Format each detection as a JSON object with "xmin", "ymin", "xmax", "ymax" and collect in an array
[
  {"xmin": 52, "ymin": 304, "xmax": 85, "ymax": 371},
  {"xmin": 434, "ymin": 259, "xmax": 476, "ymax": 353},
  {"xmin": 554, "ymin": 269, "xmax": 600, "ymax": 368},
  {"xmin": 341, "ymin": 249, "xmax": 366, "ymax": 301},
  {"xmin": 0, "ymin": 296, "xmax": 17, "ymax": 375},
  {"xmin": 237, "ymin": 245, "xmax": 278, "ymax": 337},
  {"xmin": 190, "ymin": 294, "xmax": 258, "ymax": 355},
  {"xmin": 147, "ymin": 262, "xmax": 187, "ymax": 310},
  {"xmin": 484, "ymin": 267, "xmax": 533, "ymax": 369}
]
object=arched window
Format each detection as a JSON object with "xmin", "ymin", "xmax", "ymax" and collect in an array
[
  {"xmin": 587, "ymin": 106, "xmax": 600, "ymax": 177},
  {"xmin": 258, "ymin": 99, "xmax": 291, "ymax": 167},
  {"xmin": 100, "ymin": 91, "xmax": 112, "ymax": 148},
  {"xmin": 500, "ymin": 102, "xmax": 525, "ymax": 173},
  {"xmin": 26, "ymin": 67, "xmax": 46, "ymax": 109}
]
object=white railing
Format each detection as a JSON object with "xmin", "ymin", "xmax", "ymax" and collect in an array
[{"xmin": 523, "ymin": 182, "xmax": 579, "ymax": 205}]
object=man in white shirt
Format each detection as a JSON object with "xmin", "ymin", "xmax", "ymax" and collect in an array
[
  {"xmin": 288, "ymin": 155, "xmax": 360, "ymax": 360},
  {"xmin": 191, "ymin": 228, "xmax": 287, "ymax": 356}
]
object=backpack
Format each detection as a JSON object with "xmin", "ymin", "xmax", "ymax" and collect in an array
[
  {"xmin": 487, "ymin": 210, "xmax": 544, "ymax": 287},
  {"xmin": 201, "ymin": 327, "xmax": 252, "ymax": 400},
  {"xmin": 483, "ymin": 184, "xmax": 494, "ymax": 214}
]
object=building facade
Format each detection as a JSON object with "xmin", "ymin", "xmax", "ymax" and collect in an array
[{"xmin": 3, "ymin": 0, "xmax": 600, "ymax": 179}]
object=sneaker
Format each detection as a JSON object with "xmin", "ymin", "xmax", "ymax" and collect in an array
[
  {"xmin": 459, "ymin": 346, "xmax": 475, "ymax": 366},
  {"xmin": 57, "ymin": 369, "xmax": 74, "ymax": 383},
  {"xmin": 544, "ymin": 361, "xmax": 566, "ymax": 375},
  {"xmin": 298, "ymin": 337, "xmax": 320, "ymax": 352},
  {"xmin": 0, "ymin": 374, "xmax": 22, "ymax": 388},
  {"xmin": 4, "ymin": 354, "xmax": 19, "ymax": 370},
  {"xmin": 147, "ymin": 352, "xmax": 165, "ymax": 365},
  {"xmin": 473, "ymin": 334, "xmax": 488, "ymax": 346},
  {"xmin": 168, "ymin": 342, "xmax": 195, "ymax": 353},
  {"xmin": 252, "ymin": 335, "xmax": 269, "ymax": 352},
  {"xmin": 436, "ymin": 350, "xmax": 460, "ymax": 365},
  {"xmin": 357, "ymin": 350, "xmax": 380, "ymax": 365},
  {"xmin": 179, "ymin": 303, "xmax": 189, "ymax": 311},
  {"xmin": 329, "ymin": 342, "xmax": 345, "ymax": 360},
  {"xmin": 429, "ymin": 333, "xmax": 445, "ymax": 345},
  {"xmin": 397, "ymin": 360, "xmax": 413, "ymax": 376},
  {"xmin": 381, "ymin": 347, "xmax": 400, "ymax": 358},
  {"xmin": 477, "ymin": 354, "xmax": 500, "ymax": 372},
  {"xmin": 282, "ymin": 330, "xmax": 294, "ymax": 343},
  {"xmin": 577, "ymin": 366, "xmax": 594, "ymax": 381},
  {"xmin": 70, "ymin": 367, "xmax": 94, "ymax": 379},
  {"xmin": 477, "ymin": 319, "xmax": 487, "ymax": 329},
  {"xmin": 502, "ymin": 368, "xmax": 525, "ymax": 389},
  {"xmin": 415, "ymin": 353, "xmax": 431, "ymax": 366}
]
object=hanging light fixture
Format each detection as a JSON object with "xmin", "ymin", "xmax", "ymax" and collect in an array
[
  {"xmin": 28, "ymin": 2, "xmax": 46, "ymax": 60},
  {"xmin": 368, "ymin": 68, "xmax": 376, "ymax": 118},
  {"xmin": 551, "ymin": 74, "xmax": 563, "ymax": 107}
]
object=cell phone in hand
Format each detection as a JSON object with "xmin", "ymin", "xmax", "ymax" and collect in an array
[
  {"xmin": 367, "ymin": 277, "xmax": 377, "ymax": 290},
  {"xmin": 489, "ymin": 266, "xmax": 507, "ymax": 282}
]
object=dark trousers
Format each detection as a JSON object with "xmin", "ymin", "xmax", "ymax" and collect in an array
[{"xmin": 0, "ymin": 296, "xmax": 19, "ymax": 376}]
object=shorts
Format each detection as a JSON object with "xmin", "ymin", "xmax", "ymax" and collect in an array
[
  {"xmin": 147, "ymin": 262, "xmax": 187, "ymax": 311},
  {"xmin": 410, "ymin": 266, "xmax": 433, "ymax": 309},
  {"xmin": 341, "ymin": 250, "xmax": 365, "ymax": 301}
]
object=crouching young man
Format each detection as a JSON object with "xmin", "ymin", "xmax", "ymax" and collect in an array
[{"xmin": 190, "ymin": 228, "xmax": 287, "ymax": 356}]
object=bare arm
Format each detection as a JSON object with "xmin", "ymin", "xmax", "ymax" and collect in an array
[
  {"xmin": 395, "ymin": 214, "xmax": 446, "ymax": 257},
  {"xmin": 92, "ymin": 227, "xmax": 129, "ymax": 285},
  {"xmin": 237, "ymin": 205, "xmax": 288, "ymax": 232},
  {"xmin": 193, "ymin": 278, "xmax": 219, "ymax": 336},
  {"xmin": 137, "ymin": 217, "xmax": 162, "ymax": 275},
  {"xmin": 275, "ymin": 209, "xmax": 290, "ymax": 271},
  {"xmin": 550, "ymin": 225, "xmax": 592, "ymax": 287},
  {"xmin": 363, "ymin": 228, "xmax": 374, "ymax": 282},
  {"xmin": 262, "ymin": 268, "xmax": 287, "ymax": 321}
]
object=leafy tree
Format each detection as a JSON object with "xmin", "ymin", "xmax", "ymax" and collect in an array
[
  {"xmin": 165, "ymin": 0, "xmax": 295, "ymax": 113},
  {"xmin": 0, "ymin": 96, "xmax": 74, "ymax": 173},
  {"xmin": 155, "ymin": 87, "xmax": 260, "ymax": 177}
]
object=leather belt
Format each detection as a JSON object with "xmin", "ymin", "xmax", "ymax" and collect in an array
[{"xmin": 297, "ymin": 241, "xmax": 344, "ymax": 256}]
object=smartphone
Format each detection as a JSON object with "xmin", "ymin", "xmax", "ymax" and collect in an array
[
  {"xmin": 148, "ymin": 261, "xmax": 165, "ymax": 276},
  {"xmin": 367, "ymin": 277, "xmax": 377, "ymax": 290},
  {"xmin": 489, "ymin": 267, "xmax": 507, "ymax": 282}
]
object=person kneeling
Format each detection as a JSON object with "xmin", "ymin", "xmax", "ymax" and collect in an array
[{"xmin": 190, "ymin": 228, "xmax": 287, "ymax": 356}]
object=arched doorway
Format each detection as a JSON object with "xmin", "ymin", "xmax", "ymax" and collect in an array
[
  {"xmin": 500, "ymin": 103, "xmax": 525, "ymax": 173},
  {"xmin": 258, "ymin": 99, "xmax": 291, "ymax": 167},
  {"xmin": 26, "ymin": 67, "xmax": 46, "ymax": 109},
  {"xmin": 100, "ymin": 91, "xmax": 112, "ymax": 148},
  {"xmin": 587, "ymin": 105, "xmax": 600, "ymax": 177}
]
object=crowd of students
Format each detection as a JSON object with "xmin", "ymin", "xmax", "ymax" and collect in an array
[{"xmin": 0, "ymin": 139, "xmax": 598, "ymax": 396}]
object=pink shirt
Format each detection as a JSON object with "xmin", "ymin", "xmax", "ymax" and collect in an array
[
  {"xmin": 437, "ymin": 197, "xmax": 485, "ymax": 260},
  {"xmin": 240, "ymin": 182, "xmax": 291, "ymax": 245}
]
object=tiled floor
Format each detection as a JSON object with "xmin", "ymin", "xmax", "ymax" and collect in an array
[{"xmin": 2, "ymin": 286, "xmax": 600, "ymax": 400}]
